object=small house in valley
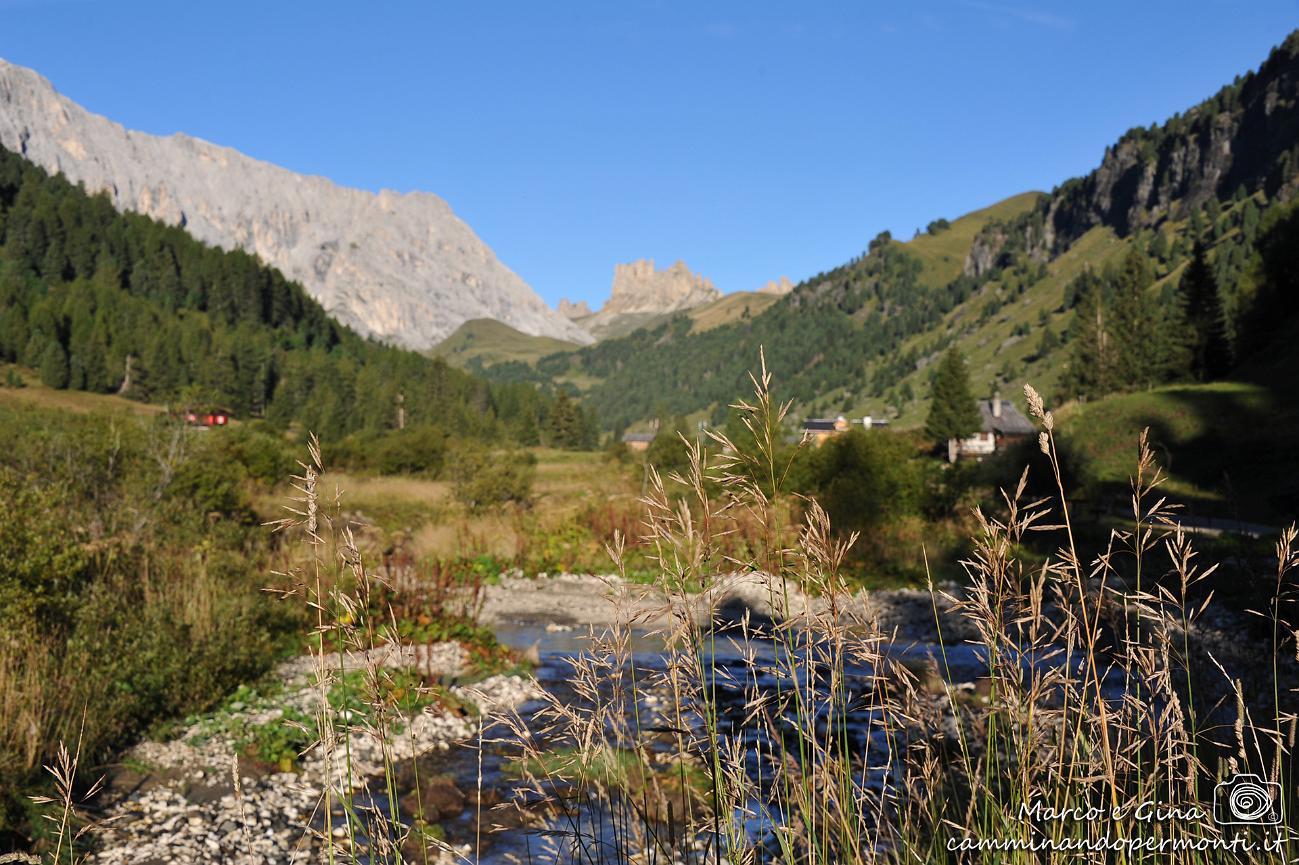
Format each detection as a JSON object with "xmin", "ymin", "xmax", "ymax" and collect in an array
[
  {"xmin": 801, "ymin": 415, "xmax": 891, "ymax": 447},
  {"xmin": 802, "ymin": 416, "xmax": 851, "ymax": 446},
  {"xmin": 622, "ymin": 431, "xmax": 655, "ymax": 453},
  {"xmin": 948, "ymin": 394, "xmax": 1035, "ymax": 462},
  {"xmin": 182, "ymin": 407, "xmax": 231, "ymax": 429}
]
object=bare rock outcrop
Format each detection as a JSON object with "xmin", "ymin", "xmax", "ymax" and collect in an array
[
  {"xmin": 756, "ymin": 276, "xmax": 793, "ymax": 295},
  {"xmin": 556, "ymin": 297, "xmax": 593, "ymax": 319},
  {"xmin": 576, "ymin": 259, "xmax": 720, "ymax": 336},
  {"xmin": 604, "ymin": 259, "xmax": 721, "ymax": 315},
  {"xmin": 0, "ymin": 59, "xmax": 593, "ymax": 350}
]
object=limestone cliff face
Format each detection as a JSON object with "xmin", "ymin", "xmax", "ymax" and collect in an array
[
  {"xmin": 604, "ymin": 259, "xmax": 721, "ymax": 314},
  {"xmin": 556, "ymin": 298, "xmax": 593, "ymax": 319},
  {"xmin": 574, "ymin": 259, "xmax": 721, "ymax": 337},
  {"xmin": 964, "ymin": 32, "xmax": 1299, "ymax": 275},
  {"xmin": 0, "ymin": 59, "xmax": 593, "ymax": 349}
]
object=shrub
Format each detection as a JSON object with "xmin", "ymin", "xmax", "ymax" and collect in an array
[
  {"xmin": 212, "ymin": 424, "xmax": 296, "ymax": 487},
  {"xmin": 449, "ymin": 442, "xmax": 535, "ymax": 512},
  {"xmin": 789, "ymin": 429, "xmax": 928, "ymax": 532},
  {"xmin": 166, "ymin": 446, "xmax": 251, "ymax": 518},
  {"xmin": 0, "ymin": 404, "xmax": 295, "ymax": 846},
  {"xmin": 0, "ymin": 471, "xmax": 89, "ymax": 630},
  {"xmin": 326, "ymin": 425, "xmax": 448, "ymax": 476},
  {"xmin": 372, "ymin": 425, "xmax": 448, "ymax": 476}
]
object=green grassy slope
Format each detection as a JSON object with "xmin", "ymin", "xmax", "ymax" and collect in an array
[
  {"xmin": 886, "ymin": 225, "xmax": 1130, "ymax": 427},
  {"xmin": 431, "ymin": 318, "xmax": 580, "ymax": 367},
  {"xmin": 0, "ymin": 364, "xmax": 165, "ymax": 416},
  {"xmin": 686, "ymin": 291, "xmax": 783, "ymax": 332},
  {"xmin": 905, "ymin": 192, "xmax": 1046, "ymax": 288},
  {"xmin": 1056, "ymin": 378, "xmax": 1299, "ymax": 524}
]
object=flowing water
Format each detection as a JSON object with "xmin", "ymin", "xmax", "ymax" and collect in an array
[{"xmin": 347, "ymin": 616, "xmax": 1127, "ymax": 863}]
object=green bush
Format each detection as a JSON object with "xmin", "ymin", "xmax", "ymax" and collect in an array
[
  {"xmin": 789, "ymin": 430, "xmax": 929, "ymax": 532},
  {"xmin": 167, "ymin": 446, "xmax": 251, "ymax": 518},
  {"xmin": 0, "ymin": 470, "xmax": 89, "ymax": 629},
  {"xmin": 449, "ymin": 442, "xmax": 535, "ymax": 512},
  {"xmin": 373, "ymin": 425, "xmax": 448, "ymax": 476},
  {"xmin": 0, "ymin": 403, "xmax": 297, "ymax": 845},
  {"xmin": 326, "ymin": 424, "xmax": 448, "ymax": 476},
  {"xmin": 645, "ymin": 418, "xmax": 694, "ymax": 475},
  {"xmin": 212, "ymin": 424, "xmax": 296, "ymax": 487}
]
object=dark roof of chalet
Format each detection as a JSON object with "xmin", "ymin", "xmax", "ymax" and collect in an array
[
  {"xmin": 802, "ymin": 418, "xmax": 844, "ymax": 431},
  {"xmin": 622, "ymin": 432, "xmax": 656, "ymax": 443},
  {"xmin": 978, "ymin": 399, "xmax": 1036, "ymax": 436}
]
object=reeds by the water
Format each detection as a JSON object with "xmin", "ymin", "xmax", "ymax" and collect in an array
[
  {"xmin": 32, "ymin": 366, "xmax": 1299, "ymax": 864},
  {"xmin": 504, "ymin": 365, "xmax": 1298, "ymax": 865}
]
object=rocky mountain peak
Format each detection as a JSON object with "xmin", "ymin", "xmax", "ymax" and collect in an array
[
  {"xmin": 556, "ymin": 298, "xmax": 593, "ymax": 319},
  {"xmin": 604, "ymin": 258, "xmax": 721, "ymax": 315},
  {"xmin": 0, "ymin": 58, "xmax": 593, "ymax": 350},
  {"xmin": 757, "ymin": 276, "xmax": 793, "ymax": 295}
]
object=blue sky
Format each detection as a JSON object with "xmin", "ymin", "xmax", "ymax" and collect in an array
[{"xmin": 1, "ymin": 1, "xmax": 1296, "ymax": 308}]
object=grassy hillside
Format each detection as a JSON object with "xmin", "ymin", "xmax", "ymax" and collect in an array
[
  {"xmin": 686, "ymin": 291, "xmax": 783, "ymax": 332},
  {"xmin": 479, "ymin": 192, "xmax": 1131, "ymax": 430},
  {"xmin": 904, "ymin": 192, "xmax": 1045, "ymax": 288},
  {"xmin": 431, "ymin": 318, "xmax": 579, "ymax": 367},
  {"xmin": 1056, "ymin": 379, "xmax": 1299, "ymax": 524},
  {"xmin": 886, "ymin": 225, "xmax": 1130, "ymax": 426}
]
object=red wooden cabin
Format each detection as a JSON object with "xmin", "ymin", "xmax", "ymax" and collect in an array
[{"xmin": 183, "ymin": 407, "xmax": 231, "ymax": 428}]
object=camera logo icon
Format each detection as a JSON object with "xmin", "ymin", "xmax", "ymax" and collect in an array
[{"xmin": 1214, "ymin": 774, "xmax": 1282, "ymax": 825}]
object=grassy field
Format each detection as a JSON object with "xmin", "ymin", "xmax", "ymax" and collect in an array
[
  {"xmin": 1054, "ymin": 377, "xmax": 1299, "ymax": 526},
  {"xmin": 0, "ymin": 365, "xmax": 164, "ymax": 416},
  {"xmin": 274, "ymin": 447, "xmax": 645, "ymax": 571}
]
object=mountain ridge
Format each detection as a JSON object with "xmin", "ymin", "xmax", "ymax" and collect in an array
[
  {"xmin": 0, "ymin": 58, "xmax": 593, "ymax": 350},
  {"xmin": 474, "ymin": 32, "xmax": 1299, "ymax": 431}
]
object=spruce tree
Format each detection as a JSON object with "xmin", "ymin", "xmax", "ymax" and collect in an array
[
  {"xmin": 1179, "ymin": 243, "xmax": 1232, "ymax": 380},
  {"xmin": 1063, "ymin": 269, "xmax": 1113, "ymax": 399},
  {"xmin": 1035, "ymin": 326, "xmax": 1060, "ymax": 359},
  {"xmin": 924, "ymin": 348, "xmax": 980, "ymax": 443},
  {"xmin": 38, "ymin": 340, "xmax": 69, "ymax": 389},
  {"xmin": 1108, "ymin": 249, "xmax": 1175, "ymax": 391},
  {"xmin": 545, "ymin": 390, "xmax": 588, "ymax": 450}
]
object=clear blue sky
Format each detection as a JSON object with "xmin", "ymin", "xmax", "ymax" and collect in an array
[{"xmin": 1, "ymin": 1, "xmax": 1296, "ymax": 308}]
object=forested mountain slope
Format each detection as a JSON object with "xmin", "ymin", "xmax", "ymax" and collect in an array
[
  {"xmin": 0, "ymin": 144, "xmax": 558, "ymax": 442},
  {"xmin": 0, "ymin": 59, "xmax": 591, "ymax": 349},
  {"xmin": 481, "ymin": 31, "xmax": 1299, "ymax": 432}
]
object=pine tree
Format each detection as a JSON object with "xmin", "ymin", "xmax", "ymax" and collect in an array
[
  {"xmin": 1108, "ymin": 249, "xmax": 1168, "ymax": 390},
  {"xmin": 1035, "ymin": 326, "xmax": 1060, "ymax": 359},
  {"xmin": 1241, "ymin": 197, "xmax": 1262, "ymax": 244},
  {"xmin": 1149, "ymin": 228, "xmax": 1169, "ymax": 264},
  {"xmin": 545, "ymin": 390, "xmax": 588, "ymax": 450},
  {"xmin": 38, "ymin": 339, "xmax": 69, "ymax": 389},
  {"xmin": 1063, "ymin": 269, "xmax": 1113, "ymax": 399},
  {"xmin": 924, "ymin": 348, "xmax": 980, "ymax": 443},
  {"xmin": 1179, "ymin": 243, "xmax": 1232, "ymax": 380}
]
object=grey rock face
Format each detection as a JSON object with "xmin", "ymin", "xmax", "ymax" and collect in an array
[
  {"xmin": 605, "ymin": 258, "xmax": 721, "ymax": 314},
  {"xmin": 0, "ymin": 59, "xmax": 593, "ymax": 349},
  {"xmin": 556, "ymin": 297, "xmax": 593, "ymax": 319},
  {"xmin": 576, "ymin": 258, "xmax": 721, "ymax": 335}
]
